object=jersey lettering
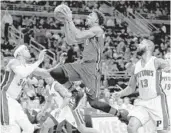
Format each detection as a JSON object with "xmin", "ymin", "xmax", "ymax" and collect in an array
[{"xmin": 163, "ymin": 83, "xmax": 171, "ymax": 90}]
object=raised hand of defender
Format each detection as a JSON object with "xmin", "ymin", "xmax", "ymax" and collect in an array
[{"xmin": 38, "ymin": 49, "xmax": 46, "ymax": 63}]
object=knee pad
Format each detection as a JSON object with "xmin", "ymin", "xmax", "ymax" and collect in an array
[{"xmin": 50, "ymin": 67, "xmax": 68, "ymax": 84}]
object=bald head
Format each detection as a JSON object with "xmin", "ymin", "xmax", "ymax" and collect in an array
[
  {"xmin": 146, "ymin": 39, "xmax": 155, "ymax": 52},
  {"xmin": 137, "ymin": 39, "xmax": 155, "ymax": 56}
]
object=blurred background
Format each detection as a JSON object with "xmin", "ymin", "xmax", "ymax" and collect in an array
[{"xmin": 0, "ymin": 1, "xmax": 170, "ymax": 133}]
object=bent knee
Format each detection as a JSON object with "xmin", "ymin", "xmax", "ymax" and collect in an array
[
  {"xmin": 127, "ymin": 117, "xmax": 142, "ymax": 133},
  {"xmin": 50, "ymin": 67, "xmax": 68, "ymax": 84}
]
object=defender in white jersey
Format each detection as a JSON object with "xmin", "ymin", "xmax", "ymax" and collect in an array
[
  {"xmin": 39, "ymin": 77, "xmax": 100, "ymax": 133},
  {"xmin": 116, "ymin": 39, "xmax": 170, "ymax": 133},
  {"xmin": 160, "ymin": 52, "xmax": 171, "ymax": 133},
  {"xmin": 1, "ymin": 45, "xmax": 46, "ymax": 133}
]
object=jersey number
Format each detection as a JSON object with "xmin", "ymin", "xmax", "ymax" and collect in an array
[
  {"xmin": 140, "ymin": 79, "xmax": 148, "ymax": 88},
  {"xmin": 164, "ymin": 84, "xmax": 171, "ymax": 90}
]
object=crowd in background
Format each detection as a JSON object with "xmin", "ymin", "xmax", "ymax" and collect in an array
[
  {"xmin": 0, "ymin": 1, "xmax": 170, "ymax": 132},
  {"xmin": 1, "ymin": 1, "xmax": 170, "ymax": 20}
]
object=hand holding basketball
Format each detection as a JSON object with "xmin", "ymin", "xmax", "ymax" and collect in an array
[{"xmin": 54, "ymin": 4, "xmax": 72, "ymax": 22}]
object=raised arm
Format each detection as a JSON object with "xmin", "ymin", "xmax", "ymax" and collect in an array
[
  {"xmin": 118, "ymin": 66, "xmax": 137, "ymax": 97},
  {"xmin": 10, "ymin": 60, "xmax": 42, "ymax": 77},
  {"xmin": 64, "ymin": 21, "xmax": 97, "ymax": 44},
  {"xmin": 10, "ymin": 49, "xmax": 46, "ymax": 77}
]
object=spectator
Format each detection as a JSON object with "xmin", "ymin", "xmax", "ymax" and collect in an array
[
  {"xmin": 155, "ymin": 8, "xmax": 162, "ymax": 16},
  {"xmin": 161, "ymin": 23, "xmax": 166, "ymax": 39},
  {"xmin": 2, "ymin": 8, "xmax": 13, "ymax": 43}
]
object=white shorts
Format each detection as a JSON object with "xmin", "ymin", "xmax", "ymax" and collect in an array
[
  {"xmin": 138, "ymin": 120, "xmax": 157, "ymax": 133},
  {"xmin": 50, "ymin": 106, "xmax": 84, "ymax": 128},
  {"xmin": 1, "ymin": 93, "xmax": 34, "ymax": 133},
  {"xmin": 129, "ymin": 95, "xmax": 170, "ymax": 130}
]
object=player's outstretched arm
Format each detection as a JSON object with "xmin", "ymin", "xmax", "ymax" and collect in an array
[
  {"xmin": 33, "ymin": 67, "xmax": 51, "ymax": 78},
  {"xmin": 118, "ymin": 66, "xmax": 137, "ymax": 97},
  {"xmin": 10, "ymin": 60, "xmax": 42, "ymax": 78},
  {"xmin": 10, "ymin": 49, "xmax": 46, "ymax": 77}
]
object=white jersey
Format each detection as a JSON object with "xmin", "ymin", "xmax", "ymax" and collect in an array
[
  {"xmin": 161, "ymin": 71, "xmax": 171, "ymax": 97},
  {"xmin": 49, "ymin": 81, "xmax": 64, "ymax": 108},
  {"xmin": 134, "ymin": 56, "xmax": 159, "ymax": 100},
  {"xmin": 2, "ymin": 63, "xmax": 29, "ymax": 99}
]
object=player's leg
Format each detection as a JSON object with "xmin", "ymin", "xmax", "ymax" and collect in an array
[
  {"xmin": 8, "ymin": 97, "xmax": 35, "ymax": 133},
  {"xmin": 127, "ymin": 105, "xmax": 154, "ymax": 133},
  {"xmin": 128, "ymin": 117, "xmax": 142, "ymax": 133},
  {"xmin": 49, "ymin": 66, "xmax": 70, "ymax": 85},
  {"xmin": 65, "ymin": 107, "xmax": 100, "ymax": 133},
  {"xmin": 149, "ymin": 95, "xmax": 170, "ymax": 131},
  {"xmin": 40, "ymin": 117, "xmax": 56, "ymax": 133},
  {"xmin": 84, "ymin": 72, "xmax": 127, "ymax": 117}
]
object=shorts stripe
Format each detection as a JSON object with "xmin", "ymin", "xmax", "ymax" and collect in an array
[
  {"xmin": 1, "ymin": 70, "xmax": 15, "ymax": 125},
  {"xmin": 71, "ymin": 109, "xmax": 84, "ymax": 126},
  {"xmin": 47, "ymin": 113, "xmax": 58, "ymax": 125},
  {"xmin": 156, "ymin": 71, "xmax": 170, "ymax": 130}
]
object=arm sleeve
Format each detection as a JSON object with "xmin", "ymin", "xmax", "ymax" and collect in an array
[{"xmin": 11, "ymin": 61, "xmax": 40, "ymax": 77}]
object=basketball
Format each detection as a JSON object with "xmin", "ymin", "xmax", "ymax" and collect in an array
[{"xmin": 54, "ymin": 4, "xmax": 71, "ymax": 21}]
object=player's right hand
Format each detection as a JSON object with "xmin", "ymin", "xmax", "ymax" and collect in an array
[{"xmin": 38, "ymin": 49, "xmax": 47, "ymax": 63}]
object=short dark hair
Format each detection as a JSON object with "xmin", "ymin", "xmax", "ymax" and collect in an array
[{"xmin": 94, "ymin": 9, "xmax": 105, "ymax": 26}]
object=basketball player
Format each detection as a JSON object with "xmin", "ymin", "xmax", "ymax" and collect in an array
[
  {"xmin": 159, "ymin": 52, "xmax": 171, "ymax": 133},
  {"xmin": 116, "ymin": 39, "xmax": 170, "ymax": 133},
  {"xmin": 1, "ymin": 45, "xmax": 46, "ymax": 133},
  {"xmin": 39, "ymin": 77, "xmax": 100, "ymax": 133},
  {"xmin": 35, "ymin": 5, "xmax": 128, "ymax": 119}
]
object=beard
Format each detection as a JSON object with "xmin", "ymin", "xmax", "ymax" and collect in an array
[{"xmin": 137, "ymin": 49, "xmax": 146, "ymax": 56}]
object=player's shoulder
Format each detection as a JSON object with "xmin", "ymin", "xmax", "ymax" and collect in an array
[
  {"xmin": 8, "ymin": 58, "xmax": 20, "ymax": 65},
  {"xmin": 7, "ymin": 58, "xmax": 20, "ymax": 68}
]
